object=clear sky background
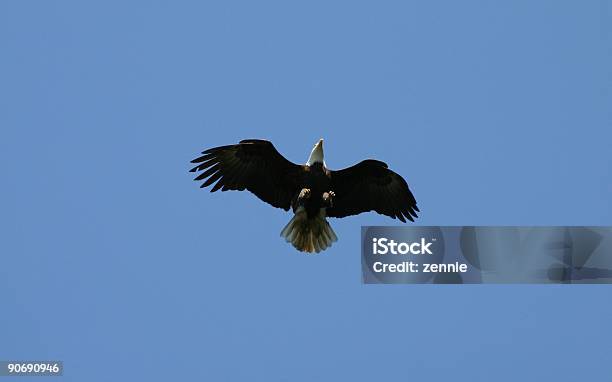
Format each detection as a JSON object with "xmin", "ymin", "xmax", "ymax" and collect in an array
[{"xmin": 1, "ymin": 1, "xmax": 611, "ymax": 381}]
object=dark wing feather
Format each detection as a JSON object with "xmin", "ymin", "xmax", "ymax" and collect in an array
[
  {"xmin": 327, "ymin": 159, "xmax": 419, "ymax": 222},
  {"xmin": 190, "ymin": 139, "xmax": 304, "ymax": 210}
]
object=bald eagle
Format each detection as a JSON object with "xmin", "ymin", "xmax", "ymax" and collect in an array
[{"xmin": 190, "ymin": 139, "xmax": 419, "ymax": 253}]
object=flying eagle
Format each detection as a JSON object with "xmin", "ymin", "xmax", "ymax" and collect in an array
[{"xmin": 190, "ymin": 139, "xmax": 419, "ymax": 253}]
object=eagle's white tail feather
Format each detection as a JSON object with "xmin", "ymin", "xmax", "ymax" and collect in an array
[{"xmin": 280, "ymin": 207, "xmax": 337, "ymax": 253}]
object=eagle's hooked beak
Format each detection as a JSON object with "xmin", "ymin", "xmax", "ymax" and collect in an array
[{"xmin": 316, "ymin": 138, "xmax": 323, "ymax": 149}]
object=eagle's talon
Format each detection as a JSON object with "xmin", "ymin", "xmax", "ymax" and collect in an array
[
  {"xmin": 322, "ymin": 191, "xmax": 335, "ymax": 207},
  {"xmin": 299, "ymin": 188, "xmax": 311, "ymax": 200}
]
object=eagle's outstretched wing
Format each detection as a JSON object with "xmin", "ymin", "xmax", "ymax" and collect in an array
[
  {"xmin": 190, "ymin": 139, "xmax": 304, "ymax": 210},
  {"xmin": 327, "ymin": 160, "xmax": 419, "ymax": 222}
]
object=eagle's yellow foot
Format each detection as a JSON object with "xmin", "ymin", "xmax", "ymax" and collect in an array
[
  {"xmin": 298, "ymin": 188, "xmax": 311, "ymax": 200},
  {"xmin": 322, "ymin": 191, "xmax": 335, "ymax": 207}
]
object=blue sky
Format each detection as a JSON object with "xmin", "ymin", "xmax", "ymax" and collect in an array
[{"xmin": 1, "ymin": 1, "xmax": 611, "ymax": 380}]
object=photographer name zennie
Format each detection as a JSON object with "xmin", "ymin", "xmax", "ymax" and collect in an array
[{"xmin": 371, "ymin": 237, "xmax": 468, "ymax": 273}]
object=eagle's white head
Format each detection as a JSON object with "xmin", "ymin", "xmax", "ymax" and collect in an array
[{"xmin": 306, "ymin": 138, "xmax": 325, "ymax": 167}]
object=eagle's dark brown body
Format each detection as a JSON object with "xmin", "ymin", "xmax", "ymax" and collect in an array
[{"xmin": 292, "ymin": 163, "xmax": 332, "ymax": 218}]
